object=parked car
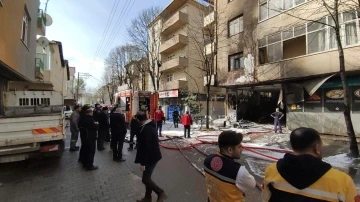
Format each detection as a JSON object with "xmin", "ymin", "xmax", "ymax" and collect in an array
[{"xmin": 63, "ymin": 107, "xmax": 72, "ymax": 119}]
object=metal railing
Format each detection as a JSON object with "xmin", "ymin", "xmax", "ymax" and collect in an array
[
  {"xmin": 35, "ymin": 58, "xmax": 44, "ymax": 79},
  {"xmin": 37, "ymin": 9, "xmax": 46, "ymax": 28}
]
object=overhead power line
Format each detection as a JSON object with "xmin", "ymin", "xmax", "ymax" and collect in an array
[
  {"xmin": 92, "ymin": 0, "xmax": 121, "ymax": 63},
  {"xmin": 99, "ymin": 0, "xmax": 136, "ymax": 59}
]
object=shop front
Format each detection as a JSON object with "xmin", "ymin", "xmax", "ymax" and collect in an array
[
  {"xmin": 159, "ymin": 89, "xmax": 181, "ymax": 120},
  {"xmin": 285, "ymin": 75, "xmax": 360, "ymax": 136}
]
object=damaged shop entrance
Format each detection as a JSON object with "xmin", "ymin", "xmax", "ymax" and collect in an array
[{"xmin": 226, "ymin": 84, "xmax": 284, "ymax": 125}]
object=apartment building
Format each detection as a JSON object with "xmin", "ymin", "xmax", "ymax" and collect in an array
[
  {"xmin": 0, "ymin": 0, "xmax": 40, "ymax": 82},
  {"xmin": 149, "ymin": 0, "xmax": 226, "ymax": 118},
  {"xmin": 64, "ymin": 66, "xmax": 76, "ymax": 106},
  {"xmin": 0, "ymin": 0, "xmax": 70, "ymax": 114},
  {"xmin": 212, "ymin": 0, "xmax": 360, "ymax": 135}
]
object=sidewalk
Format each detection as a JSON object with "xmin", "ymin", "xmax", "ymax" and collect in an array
[{"xmin": 0, "ymin": 147, "xmax": 145, "ymax": 202}]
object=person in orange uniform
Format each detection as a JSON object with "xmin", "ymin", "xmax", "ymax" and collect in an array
[
  {"xmin": 204, "ymin": 131, "xmax": 256, "ymax": 202},
  {"xmin": 262, "ymin": 127, "xmax": 358, "ymax": 202},
  {"xmin": 154, "ymin": 106, "xmax": 164, "ymax": 137},
  {"xmin": 181, "ymin": 111, "xmax": 193, "ymax": 138}
]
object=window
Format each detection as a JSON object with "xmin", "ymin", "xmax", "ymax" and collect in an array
[
  {"xmin": 228, "ymin": 16, "xmax": 243, "ymax": 37},
  {"xmin": 228, "ymin": 52, "xmax": 244, "ymax": 71},
  {"xmin": 259, "ymin": 10, "xmax": 360, "ymax": 64},
  {"xmin": 21, "ymin": 7, "xmax": 30, "ymax": 46},
  {"xmin": 167, "ymin": 74, "xmax": 174, "ymax": 82},
  {"xmin": 19, "ymin": 98, "xmax": 29, "ymax": 106},
  {"xmin": 259, "ymin": 0, "xmax": 308, "ymax": 21}
]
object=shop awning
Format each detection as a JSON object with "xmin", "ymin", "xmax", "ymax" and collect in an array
[{"xmin": 302, "ymin": 74, "xmax": 335, "ymax": 96}]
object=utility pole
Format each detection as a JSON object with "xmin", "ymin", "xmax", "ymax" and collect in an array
[{"xmin": 76, "ymin": 72, "xmax": 91, "ymax": 103}]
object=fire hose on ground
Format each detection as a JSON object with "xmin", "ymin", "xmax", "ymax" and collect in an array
[{"xmin": 157, "ymin": 134, "xmax": 293, "ymax": 190}]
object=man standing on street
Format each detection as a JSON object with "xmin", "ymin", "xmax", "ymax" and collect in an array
[
  {"xmin": 172, "ymin": 108, "xmax": 180, "ymax": 128},
  {"xmin": 154, "ymin": 106, "xmax": 164, "ymax": 137},
  {"xmin": 128, "ymin": 115, "xmax": 140, "ymax": 151},
  {"xmin": 181, "ymin": 111, "xmax": 193, "ymax": 138},
  {"xmin": 135, "ymin": 111, "xmax": 167, "ymax": 202},
  {"xmin": 262, "ymin": 127, "xmax": 358, "ymax": 201},
  {"xmin": 78, "ymin": 105, "xmax": 91, "ymax": 164},
  {"xmin": 110, "ymin": 108, "xmax": 127, "ymax": 162},
  {"xmin": 80, "ymin": 109, "xmax": 99, "ymax": 171},
  {"xmin": 204, "ymin": 131, "xmax": 256, "ymax": 202},
  {"xmin": 70, "ymin": 104, "xmax": 81, "ymax": 152},
  {"xmin": 96, "ymin": 106, "xmax": 108, "ymax": 151},
  {"xmin": 271, "ymin": 108, "xmax": 284, "ymax": 133}
]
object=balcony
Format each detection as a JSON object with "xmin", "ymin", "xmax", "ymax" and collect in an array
[
  {"xmin": 160, "ymin": 57, "xmax": 188, "ymax": 72},
  {"xmin": 37, "ymin": 9, "xmax": 46, "ymax": 36},
  {"xmin": 160, "ymin": 80, "xmax": 188, "ymax": 91},
  {"xmin": 204, "ymin": 42, "xmax": 215, "ymax": 55},
  {"xmin": 204, "ymin": 11, "xmax": 215, "ymax": 27},
  {"xmin": 162, "ymin": 11, "xmax": 188, "ymax": 36},
  {"xmin": 35, "ymin": 58, "xmax": 44, "ymax": 80},
  {"xmin": 204, "ymin": 74, "xmax": 216, "ymax": 86},
  {"xmin": 160, "ymin": 34, "xmax": 188, "ymax": 54}
]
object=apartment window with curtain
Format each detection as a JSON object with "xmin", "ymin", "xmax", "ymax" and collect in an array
[
  {"xmin": 228, "ymin": 16, "xmax": 243, "ymax": 37},
  {"xmin": 228, "ymin": 52, "xmax": 244, "ymax": 71},
  {"xmin": 259, "ymin": 0, "xmax": 308, "ymax": 21},
  {"xmin": 21, "ymin": 7, "xmax": 30, "ymax": 46},
  {"xmin": 258, "ymin": 9, "xmax": 360, "ymax": 65}
]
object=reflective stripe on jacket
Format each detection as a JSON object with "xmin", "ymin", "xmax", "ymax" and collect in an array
[
  {"xmin": 204, "ymin": 153, "xmax": 245, "ymax": 202},
  {"xmin": 262, "ymin": 163, "xmax": 357, "ymax": 202}
]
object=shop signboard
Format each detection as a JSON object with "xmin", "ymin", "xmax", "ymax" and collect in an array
[
  {"xmin": 324, "ymin": 88, "xmax": 344, "ymax": 112},
  {"xmin": 159, "ymin": 90, "xmax": 179, "ymax": 98},
  {"xmin": 352, "ymin": 87, "xmax": 360, "ymax": 112},
  {"xmin": 304, "ymin": 89, "xmax": 322, "ymax": 112}
]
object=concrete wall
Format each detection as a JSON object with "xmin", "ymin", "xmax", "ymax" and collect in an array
[
  {"xmin": 44, "ymin": 43, "xmax": 67, "ymax": 95},
  {"xmin": 287, "ymin": 111, "xmax": 360, "ymax": 136},
  {"xmin": 0, "ymin": 0, "xmax": 40, "ymax": 81}
]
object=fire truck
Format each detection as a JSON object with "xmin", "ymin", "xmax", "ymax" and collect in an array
[{"xmin": 115, "ymin": 90, "xmax": 158, "ymax": 124}]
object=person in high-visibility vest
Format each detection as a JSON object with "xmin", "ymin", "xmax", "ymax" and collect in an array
[
  {"xmin": 262, "ymin": 127, "xmax": 358, "ymax": 202},
  {"xmin": 204, "ymin": 131, "xmax": 256, "ymax": 202}
]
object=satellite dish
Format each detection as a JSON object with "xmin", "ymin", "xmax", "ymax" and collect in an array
[
  {"xmin": 44, "ymin": 13, "xmax": 53, "ymax": 26},
  {"xmin": 37, "ymin": 36, "xmax": 49, "ymax": 47}
]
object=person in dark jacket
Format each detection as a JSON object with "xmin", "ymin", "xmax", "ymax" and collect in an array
[
  {"xmin": 93, "ymin": 103, "xmax": 102, "ymax": 121},
  {"xmin": 103, "ymin": 107, "xmax": 111, "ymax": 142},
  {"xmin": 172, "ymin": 109, "xmax": 180, "ymax": 128},
  {"xmin": 70, "ymin": 104, "xmax": 81, "ymax": 151},
  {"xmin": 79, "ymin": 108, "xmax": 99, "ymax": 170},
  {"xmin": 97, "ymin": 107, "xmax": 109, "ymax": 151},
  {"xmin": 135, "ymin": 111, "xmax": 167, "ymax": 202},
  {"xmin": 110, "ymin": 108, "xmax": 127, "ymax": 162},
  {"xmin": 78, "ymin": 104, "xmax": 91, "ymax": 163},
  {"xmin": 128, "ymin": 115, "xmax": 140, "ymax": 151}
]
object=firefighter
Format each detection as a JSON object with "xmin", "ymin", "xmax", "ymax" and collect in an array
[
  {"xmin": 181, "ymin": 111, "xmax": 193, "ymax": 138},
  {"xmin": 204, "ymin": 131, "xmax": 256, "ymax": 202},
  {"xmin": 262, "ymin": 127, "xmax": 358, "ymax": 202}
]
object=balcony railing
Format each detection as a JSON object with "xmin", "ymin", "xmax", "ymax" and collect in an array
[
  {"xmin": 160, "ymin": 57, "xmax": 188, "ymax": 72},
  {"xmin": 37, "ymin": 9, "xmax": 46, "ymax": 36},
  {"xmin": 35, "ymin": 58, "xmax": 44, "ymax": 80},
  {"xmin": 204, "ymin": 11, "xmax": 215, "ymax": 27},
  {"xmin": 160, "ymin": 34, "xmax": 188, "ymax": 54},
  {"xmin": 162, "ymin": 11, "xmax": 188, "ymax": 36},
  {"xmin": 160, "ymin": 80, "xmax": 188, "ymax": 91}
]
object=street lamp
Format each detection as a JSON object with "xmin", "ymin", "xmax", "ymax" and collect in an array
[{"xmin": 76, "ymin": 72, "xmax": 91, "ymax": 102}]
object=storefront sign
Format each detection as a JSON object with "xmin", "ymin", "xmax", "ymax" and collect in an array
[
  {"xmin": 324, "ymin": 88, "xmax": 344, "ymax": 112},
  {"xmin": 159, "ymin": 90, "xmax": 179, "ymax": 98},
  {"xmin": 304, "ymin": 89, "xmax": 322, "ymax": 112},
  {"xmin": 352, "ymin": 87, "xmax": 360, "ymax": 112}
]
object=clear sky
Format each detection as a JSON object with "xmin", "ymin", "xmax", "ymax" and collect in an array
[{"xmin": 40, "ymin": 0, "xmax": 169, "ymax": 88}]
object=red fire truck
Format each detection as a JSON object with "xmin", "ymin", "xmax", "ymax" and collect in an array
[{"xmin": 115, "ymin": 90, "xmax": 158, "ymax": 124}]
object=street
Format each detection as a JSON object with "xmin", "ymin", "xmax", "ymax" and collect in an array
[{"xmin": 0, "ymin": 122, "xmax": 266, "ymax": 202}]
